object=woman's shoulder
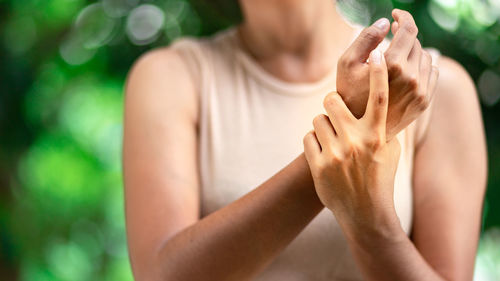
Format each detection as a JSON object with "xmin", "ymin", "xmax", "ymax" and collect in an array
[
  {"xmin": 434, "ymin": 56, "xmax": 476, "ymax": 98},
  {"xmin": 125, "ymin": 45, "xmax": 199, "ymax": 126},
  {"xmin": 424, "ymin": 55, "xmax": 477, "ymax": 125},
  {"xmin": 413, "ymin": 54, "xmax": 480, "ymax": 151},
  {"xmin": 128, "ymin": 27, "xmax": 238, "ymax": 82},
  {"xmin": 430, "ymin": 55, "xmax": 479, "ymax": 129},
  {"xmin": 169, "ymin": 27, "xmax": 239, "ymax": 60},
  {"xmin": 124, "ymin": 27, "xmax": 240, "ymax": 124},
  {"xmin": 126, "ymin": 46, "xmax": 194, "ymax": 95}
]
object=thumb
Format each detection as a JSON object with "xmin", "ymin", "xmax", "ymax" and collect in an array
[{"xmin": 343, "ymin": 18, "xmax": 390, "ymax": 64}]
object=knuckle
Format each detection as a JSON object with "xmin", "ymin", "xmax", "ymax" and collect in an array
[
  {"xmin": 398, "ymin": 10, "xmax": 414, "ymax": 19},
  {"xmin": 411, "ymin": 88, "xmax": 429, "ymax": 110},
  {"xmin": 402, "ymin": 22, "xmax": 418, "ymax": 35},
  {"xmin": 422, "ymin": 50, "xmax": 431, "ymax": 63},
  {"xmin": 372, "ymin": 64, "xmax": 385, "ymax": 73},
  {"xmin": 407, "ymin": 76, "xmax": 418, "ymax": 91},
  {"xmin": 364, "ymin": 136, "xmax": 383, "ymax": 150},
  {"xmin": 303, "ymin": 131, "xmax": 314, "ymax": 144},
  {"xmin": 432, "ymin": 66, "xmax": 440, "ymax": 77},
  {"xmin": 323, "ymin": 92, "xmax": 338, "ymax": 108},
  {"xmin": 376, "ymin": 91, "xmax": 388, "ymax": 105},
  {"xmin": 371, "ymin": 89, "xmax": 388, "ymax": 105},
  {"xmin": 402, "ymin": 10, "xmax": 413, "ymax": 18},
  {"xmin": 342, "ymin": 146, "xmax": 355, "ymax": 159},
  {"xmin": 317, "ymin": 162, "xmax": 329, "ymax": 176},
  {"xmin": 313, "ymin": 114, "xmax": 324, "ymax": 127},
  {"xmin": 414, "ymin": 39, "xmax": 422, "ymax": 49},
  {"xmin": 384, "ymin": 52, "xmax": 396, "ymax": 64},
  {"xmin": 415, "ymin": 93, "xmax": 430, "ymax": 111},
  {"xmin": 339, "ymin": 53, "xmax": 356, "ymax": 68},
  {"xmin": 361, "ymin": 27, "xmax": 381, "ymax": 42},
  {"xmin": 310, "ymin": 162, "xmax": 322, "ymax": 177},
  {"xmin": 387, "ymin": 61, "xmax": 403, "ymax": 77},
  {"xmin": 329, "ymin": 153, "xmax": 344, "ymax": 165}
]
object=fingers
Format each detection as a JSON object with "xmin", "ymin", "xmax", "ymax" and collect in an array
[
  {"xmin": 408, "ymin": 39, "xmax": 422, "ymax": 66},
  {"xmin": 386, "ymin": 9, "xmax": 418, "ymax": 61},
  {"xmin": 427, "ymin": 66, "xmax": 439, "ymax": 103},
  {"xmin": 303, "ymin": 130, "xmax": 321, "ymax": 162},
  {"xmin": 404, "ymin": 39, "xmax": 422, "ymax": 92},
  {"xmin": 323, "ymin": 92, "xmax": 356, "ymax": 139},
  {"xmin": 418, "ymin": 50, "xmax": 432, "ymax": 98},
  {"xmin": 417, "ymin": 50, "xmax": 439, "ymax": 111},
  {"xmin": 391, "ymin": 21, "xmax": 399, "ymax": 35},
  {"xmin": 365, "ymin": 49, "xmax": 389, "ymax": 137},
  {"xmin": 312, "ymin": 114, "xmax": 337, "ymax": 153},
  {"xmin": 342, "ymin": 18, "xmax": 390, "ymax": 64}
]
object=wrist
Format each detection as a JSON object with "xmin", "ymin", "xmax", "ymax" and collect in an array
[
  {"xmin": 295, "ymin": 153, "xmax": 325, "ymax": 210},
  {"xmin": 340, "ymin": 211, "xmax": 406, "ymax": 249}
]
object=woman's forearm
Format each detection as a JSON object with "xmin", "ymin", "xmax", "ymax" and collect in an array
[
  {"xmin": 343, "ymin": 216, "xmax": 446, "ymax": 281},
  {"xmin": 306, "ymin": 47, "xmax": 447, "ymax": 281},
  {"xmin": 152, "ymin": 153, "xmax": 323, "ymax": 281}
]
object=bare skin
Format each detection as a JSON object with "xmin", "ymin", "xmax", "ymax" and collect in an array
[
  {"xmin": 123, "ymin": 0, "xmax": 487, "ymax": 280},
  {"xmin": 305, "ymin": 50, "xmax": 447, "ymax": 281},
  {"xmin": 337, "ymin": 11, "xmax": 439, "ymax": 138}
]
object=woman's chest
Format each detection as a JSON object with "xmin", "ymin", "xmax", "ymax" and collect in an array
[
  {"xmin": 196, "ymin": 81, "xmax": 416, "ymax": 280},
  {"xmin": 198, "ymin": 86, "xmax": 327, "ymax": 212},
  {"xmin": 198, "ymin": 84, "xmax": 415, "ymax": 234}
]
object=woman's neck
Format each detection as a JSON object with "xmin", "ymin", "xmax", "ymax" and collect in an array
[{"xmin": 238, "ymin": 0, "xmax": 357, "ymax": 83}]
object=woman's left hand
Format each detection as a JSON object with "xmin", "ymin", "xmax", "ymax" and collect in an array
[
  {"xmin": 304, "ymin": 49, "xmax": 402, "ymax": 242},
  {"xmin": 336, "ymin": 10, "xmax": 439, "ymax": 140}
]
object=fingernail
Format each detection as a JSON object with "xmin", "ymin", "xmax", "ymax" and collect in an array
[
  {"xmin": 373, "ymin": 18, "xmax": 389, "ymax": 30},
  {"xmin": 371, "ymin": 49, "xmax": 382, "ymax": 64}
]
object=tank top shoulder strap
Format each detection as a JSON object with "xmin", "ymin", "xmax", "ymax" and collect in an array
[
  {"xmin": 169, "ymin": 36, "xmax": 209, "ymax": 95},
  {"xmin": 169, "ymin": 28, "xmax": 238, "ymax": 97}
]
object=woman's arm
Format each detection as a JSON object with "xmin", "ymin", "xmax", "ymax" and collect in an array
[
  {"xmin": 411, "ymin": 57, "xmax": 487, "ymax": 280},
  {"xmin": 123, "ymin": 47, "xmax": 324, "ymax": 281},
  {"xmin": 306, "ymin": 9, "xmax": 485, "ymax": 280},
  {"xmin": 338, "ymin": 57, "xmax": 487, "ymax": 281},
  {"xmin": 305, "ymin": 49, "xmax": 459, "ymax": 281},
  {"xmin": 156, "ymin": 154, "xmax": 323, "ymax": 280}
]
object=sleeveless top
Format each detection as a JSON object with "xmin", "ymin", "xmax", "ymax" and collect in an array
[{"xmin": 170, "ymin": 27, "xmax": 438, "ymax": 281}]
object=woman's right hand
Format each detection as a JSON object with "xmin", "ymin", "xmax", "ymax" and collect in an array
[
  {"xmin": 336, "ymin": 9, "xmax": 439, "ymax": 140},
  {"xmin": 305, "ymin": 50, "xmax": 402, "ymax": 241}
]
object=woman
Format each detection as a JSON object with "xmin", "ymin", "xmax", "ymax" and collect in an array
[{"xmin": 123, "ymin": 1, "xmax": 487, "ymax": 280}]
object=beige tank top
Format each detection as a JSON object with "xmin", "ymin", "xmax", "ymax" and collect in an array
[{"xmin": 171, "ymin": 27, "xmax": 437, "ymax": 281}]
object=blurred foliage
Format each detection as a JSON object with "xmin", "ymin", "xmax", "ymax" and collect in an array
[{"xmin": 0, "ymin": 0, "xmax": 499, "ymax": 280}]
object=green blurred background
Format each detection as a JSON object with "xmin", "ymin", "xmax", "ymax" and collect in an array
[{"xmin": 0, "ymin": 0, "xmax": 499, "ymax": 280}]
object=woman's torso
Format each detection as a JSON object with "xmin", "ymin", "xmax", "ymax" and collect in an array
[{"xmin": 170, "ymin": 27, "xmax": 435, "ymax": 281}]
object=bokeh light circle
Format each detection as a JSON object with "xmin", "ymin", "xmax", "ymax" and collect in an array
[
  {"xmin": 59, "ymin": 35, "xmax": 97, "ymax": 65},
  {"xmin": 126, "ymin": 4, "xmax": 165, "ymax": 45},
  {"xmin": 102, "ymin": 0, "xmax": 140, "ymax": 18},
  {"xmin": 75, "ymin": 3, "xmax": 119, "ymax": 49},
  {"xmin": 478, "ymin": 70, "xmax": 500, "ymax": 106},
  {"xmin": 428, "ymin": 0, "xmax": 459, "ymax": 32}
]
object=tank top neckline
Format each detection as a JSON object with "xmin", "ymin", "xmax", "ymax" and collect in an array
[{"xmin": 221, "ymin": 26, "xmax": 364, "ymax": 97}]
